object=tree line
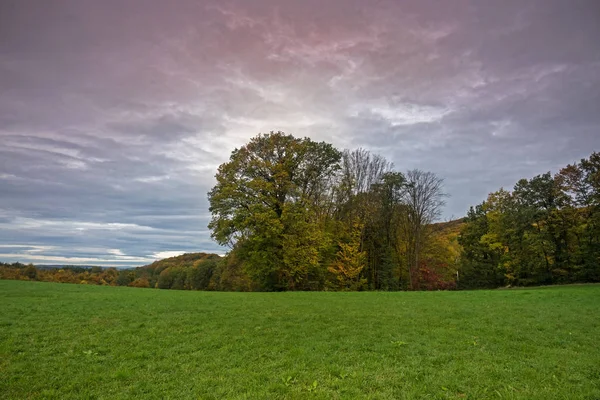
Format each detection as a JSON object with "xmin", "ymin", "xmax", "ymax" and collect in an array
[
  {"xmin": 458, "ymin": 152, "xmax": 600, "ymax": 288},
  {"xmin": 0, "ymin": 253, "xmax": 222, "ymax": 289},
  {"xmin": 207, "ymin": 131, "xmax": 452, "ymax": 291},
  {"xmin": 2, "ymin": 133, "xmax": 598, "ymax": 291}
]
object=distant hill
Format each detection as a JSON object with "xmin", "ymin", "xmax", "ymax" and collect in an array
[
  {"xmin": 138, "ymin": 252, "xmax": 222, "ymax": 273},
  {"xmin": 35, "ymin": 264, "xmax": 105, "ymax": 270},
  {"xmin": 0, "ymin": 252, "xmax": 224, "ymax": 289},
  {"xmin": 32, "ymin": 253, "xmax": 223, "ymax": 272},
  {"xmin": 431, "ymin": 218, "xmax": 466, "ymax": 234}
]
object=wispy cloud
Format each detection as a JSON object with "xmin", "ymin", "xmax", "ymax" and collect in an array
[{"xmin": 0, "ymin": 253, "xmax": 153, "ymax": 266}]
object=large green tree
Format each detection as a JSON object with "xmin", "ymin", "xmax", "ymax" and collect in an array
[{"xmin": 208, "ymin": 132, "xmax": 341, "ymax": 290}]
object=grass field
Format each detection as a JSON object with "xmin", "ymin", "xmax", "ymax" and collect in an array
[{"xmin": 1, "ymin": 281, "xmax": 599, "ymax": 399}]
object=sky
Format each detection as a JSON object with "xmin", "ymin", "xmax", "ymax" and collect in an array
[{"xmin": 1, "ymin": 0, "xmax": 599, "ymax": 267}]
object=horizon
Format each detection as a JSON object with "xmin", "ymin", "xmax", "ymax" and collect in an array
[
  {"xmin": 2, "ymin": 0, "xmax": 599, "ymax": 266},
  {"xmin": 0, "ymin": 251, "xmax": 227, "ymax": 269}
]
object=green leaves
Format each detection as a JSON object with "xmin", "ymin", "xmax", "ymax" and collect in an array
[
  {"xmin": 459, "ymin": 152, "xmax": 600, "ymax": 288},
  {"xmin": 207, "ymin": 132, "xmax": 454, "ymax": 292},
  {"xmin": 208, "ymin": 132, "xmax": 342, "ymax": 290}
]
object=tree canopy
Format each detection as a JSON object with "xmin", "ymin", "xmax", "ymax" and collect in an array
[
  {"xmin": 207, "ymin": 131, "xmax": 448, "ymax": 291},
  {"xmin": 458, "ymin": 152, "xmax": 600, "ymax": 288}
]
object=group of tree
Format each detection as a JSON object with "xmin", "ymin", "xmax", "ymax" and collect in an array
[
  {"xmin": 3, "ymin": 133, "xmax": 597, "ymax": 292},
  {"xmin": 0, "ymin": 253, "xmax": 224, "ymax": 290},
  {"xmin": 458, "ymin": 152, "xmax": 600, "ymax": 288},
  {"xmin": 0, "ymin": 262, "xmax": 124, "ymax": 286},
  {"xmin": 207, "ymin": 131, "xmax": 453, "ymax": 291},
  {"xmin": 0, "ymin": 132, "xmax": 455, "ymax": 292}
]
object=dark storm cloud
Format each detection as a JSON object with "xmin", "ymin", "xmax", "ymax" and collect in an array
[{"xmin": 1, "ymin": 0, "xmax": 599, "ymax": 265}]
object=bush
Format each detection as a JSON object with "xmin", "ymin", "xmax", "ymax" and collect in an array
[
  {"xmin": 129, "ymin": 278, "xmax": 150, "ymax": 288},
  {"xmin": 23, "ymin": 265, "xmax": 38, "ymax": 280}
]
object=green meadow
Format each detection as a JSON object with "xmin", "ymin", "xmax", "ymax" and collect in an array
[{"xmin": 1, "ymin": 280, "xmax": 599, "ymax": 399}]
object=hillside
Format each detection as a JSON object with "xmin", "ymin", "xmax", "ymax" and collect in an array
[
  {"xmin": 129, "ymin": 252, "xmax": 222, "ymax": 290},
  {"xmin": 431, "ymin": 218, "xmax": 466, "ymax": 233},
  {"xmin": 138, "ymin": 252, "xmax": 221, "ymax": 274},
  {"xmin": 0, "ymin": 252, "xmax": 223, "ymax": 289}
]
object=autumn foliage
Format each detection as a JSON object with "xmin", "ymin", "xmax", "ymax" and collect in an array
[{"xmin": 3, "ymin": 140, "xmax": 599, "ymax": 292}]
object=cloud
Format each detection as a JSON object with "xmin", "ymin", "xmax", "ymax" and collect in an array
[
  {"xmin": 1, "ymin": 0, "xmax": 599, "ymax": 265},
  {"xmin": 134, "ymin": 175, "xmax": 171, "ymax": 183},
  {"xmin": 0, "ymin": 245, "xmax": 56, "ymax": 253},
  {"xmin": 0, "ymin": 253, "xmax": 153, "ymax": 266},
  {"xmin": 350, "ymin": 102, "xmax": 453, "ymax": 126}
]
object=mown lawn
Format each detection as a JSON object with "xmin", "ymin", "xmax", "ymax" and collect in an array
[{"xmin": 1, "ymin": 280, "xmax": 599, "ymax": 399}]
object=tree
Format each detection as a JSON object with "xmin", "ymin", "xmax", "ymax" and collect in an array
[
  {"xmin": 559, "ymin": 152, "xmax": 600, "ymax": 281},
  {"xmin": 458, "ymin": 204, "xmax": 505, "ymax": 289},
  {"xmin": 364, "ymin": 171, "xmax": 406, "ymax": 290},
  {"xmin": 401, "ymin": 170, "xmax": 446, "ymax": 289},
  {"xmin": 513, "ymin": 173, "xmax": 568, "ymax": 282},
  {"xmin": 328, "ymin": 220, "xmax": 367, "ymax": 291},
  {"xmin": 333, "ymin": 148, "xmax": 398, "ymax": 289},
  {"xmin": 23, "ymin": 264, "xmax": 37, "ymax": 280},
  {"xmin": 188, "ymin": 259, "xmax": 218, "ymax": 290},
  {"xmin": 335, "ymin": 148, "xmax": 392, "ymax": 215},
  {"xmin": 129, "ymin": 277, "xmax": 150, "ymax": 288},
  {"xmin": 458, "ymin": 152, "xmax": 600, "ymax": 288},
  {"xmin": 157, "ymin": 268, "xmax": 174, "ymax": 289},
  {"xmin": 116, "ymin": 269, "xmax": 133, "ymax": 286},
  {"xmin": 208, "ymin": 131, "xmax": 341, "ymax": 290},
  {"xmin": 280, "ymin": 201, "xmax": 331, "ymax": 290}
]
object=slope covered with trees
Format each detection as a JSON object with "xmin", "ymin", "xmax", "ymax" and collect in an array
[{"xmin": 0, "ymin": 253, "xmax": 222, "ymax": 289}]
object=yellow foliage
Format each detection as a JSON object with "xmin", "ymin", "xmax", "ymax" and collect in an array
[{"xmin": 328, "ymin": 220, "xmax": 367, "ymax": 291}]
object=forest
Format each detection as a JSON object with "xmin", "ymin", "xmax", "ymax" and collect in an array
[
  {"xmin": 459, "ymin": 151, "xmax": 600, "ymax": 288},
  {"xmin": 1, "ymin": 133, "xmax": 599, "ymax": 291}
]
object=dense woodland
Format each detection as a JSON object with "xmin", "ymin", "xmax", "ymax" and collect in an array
[
  {"xmin": 1, "ymin": 133, "xmax": 598, "ymax": 291},
  {"xmin": 207, "ymin": 132, "xmax": 453, "ymax": 291},
  {"xmin": 459, "ymin": 152, "xmax": 600, "ymax": 288}
]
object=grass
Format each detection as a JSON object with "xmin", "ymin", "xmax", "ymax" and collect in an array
[{"xmin": 1, "ymin": 281, "xmax": 599, "ymax": 399}]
